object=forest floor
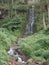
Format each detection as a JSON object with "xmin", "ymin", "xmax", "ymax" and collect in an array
[
  {"xmin": 7, "ymin": 43, "xmax": 42, "ymax": 65},
  {"xmin": 8, "ymin": 59, "xmax": 42, "ymax": 65},
  {"xmin": 7, "ymin": 29, "xmax": 49, "ymax": 65}
]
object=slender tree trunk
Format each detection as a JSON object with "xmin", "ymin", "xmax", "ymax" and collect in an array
[
  {"xmin": 43, "ymin": 12, "xmax": 46, "ymax": 29},
  {"xmin": 1, "ymin": 0, "xmax": 4, "ymax": 5},
  {"xmin": 8, "ymin": 0, "xmax": 10, "ymax": 18},
  {"xmin": 24, "ymin": 0, "xmax": 28, "ymax": 4},
  {"xmin": 10, "ymin": 0, "xmax": 13, "ymax": 18},
  {"xmin": 12, "ymin": 0, "xmax": 13, "ymax": 4},
  {"xmin": 15, "ymin": 9, "xmax": 16, "ymax": 16},
  {"xmin": 9, "ymin": 0, "xmax": 13, "ymax": 18},
  {"xmin": 48, "ymin": 5, "xmax": 49, "ymax": 23}
]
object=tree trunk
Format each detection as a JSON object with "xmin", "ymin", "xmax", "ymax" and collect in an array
[
  {"xmin": 12, "ymin": 0, "xmax": 13, "ymax": 4},
  {"xmin": 48, "ymin": 5, "xmax": 49, "ymax": 23},
  {"xmin": 8, "ymin": 0, "xmax": 13, "ymax": 18},
  {"xmin": 10, "ymin": 0, "xmax": 13, "ymax": 18},
  {"xmin": 24, "ymin": 0, "xmax": 28, "ymax": 4},
  {"xmin": 1, "ymin": 0, "xmax": 4, "ymax": 5},
  {"xmin": 43, "ymin": 12, "xmax": 46, "ymax": 29}
]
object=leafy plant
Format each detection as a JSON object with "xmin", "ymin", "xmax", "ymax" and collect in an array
[
  {"xmin": 0, "ymin": 49, "xmax": 9, "ymax": 65},
  {"xmin": 0, "ymin": 28, "xmax": 16, "ymax": 65},
  {"xmin": 18, "ymin": 30, "xmax": 49, "ymax": 61}
]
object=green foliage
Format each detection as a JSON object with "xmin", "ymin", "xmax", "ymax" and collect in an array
[
  {"xmin": 0, "ymin": 28, "xmax": 16, "ymax": 65},
  {"xmin": 0, "ymin": 14, "xmax": 26, "ymax": 37},
  {"xmin": 0, "ymin": 49, "xmax": 9, "ymax": 65},
  {"xmin": 0, "ymin": 13, "xmax": 26, "ymax": 64},
  {"xmin": 10, "ymin": 29, "xmax": 22, "ymax": 37},
  {"xmin": 35, "ymin": 5, "xmax": 48, "ymax": 31},
  {"xmin": 0, "ymin": 2, "xmax": 29, "ymax": 11},
  {"xmin": 13, "ymin": 4, "xmax": 29, "ymax": 11},
  {"xmin": 0, "ymin": 28, "xmax": 16, "ymax": 48},
  {"xmin": 44, "ymin": 25, "xmax": 49, "ymax": 35},
  {"xmin": 18, "ymin": 30, "xmax": 49, "ymax": 61}
]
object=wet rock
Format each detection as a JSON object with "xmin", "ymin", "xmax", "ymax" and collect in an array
[
  {"xmin": 27, "ymin": 58, "xmax": 33, "ymax": 65},
  {"xmin": 27, "ymin": 58, "xmax": 42, "ymax": 65},
  {"xmin": 8, "ymin": 48, "xmax": 15, "ymax": 55},
  {"xmin": 8, "ymin": 60, "xmax": 27, "ymax": 65},
  {"xmin": 40, "ymin": 61, "xmax": 49, "ymax": 65},
  {"xmin": 7, "ymin": 44, "xmax": 20, "ymax": 56},
  {"xmin": 17, "ymin": 56, "xmax": 23, "ymax": 62},
  {"xmin": 8, "ymin": 44, "xmax": 28, "ymax": 62}
]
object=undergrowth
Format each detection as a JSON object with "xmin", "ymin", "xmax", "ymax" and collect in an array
[
  {"xmin": 18, "ymin": 29, "xmax": 49, "ymax": 61},
  {"xmin": 0, "ymin": 28, "xmax": 16, "ymax": 65}
]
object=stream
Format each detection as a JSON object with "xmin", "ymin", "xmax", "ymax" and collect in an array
[
  {"xmin": 8, "ymin": 44, "xmax": 28, "ymax": 63},
  {"xmin": 24, "ymin": 5, "xmax": 35, "ymax": 35},
  {"xmin": 7, "ymin": 5, "xmax": 39, "ymax": 65},
  {"xmin": 7, "ymin": 5, "xmax": 35, "ymax": 64}
]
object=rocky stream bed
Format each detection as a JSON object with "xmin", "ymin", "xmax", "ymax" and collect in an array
[{"xmin": 7, "ymin": 44, "xmax": 49, "ymax": 65}]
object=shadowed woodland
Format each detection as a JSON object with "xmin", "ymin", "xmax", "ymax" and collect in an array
[{"xmin": 0, "ymin": 0, "xmax": 49, "ymax": 65}]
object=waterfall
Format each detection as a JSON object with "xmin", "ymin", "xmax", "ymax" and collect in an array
[{"xmin": 25, "ymin": 5, "xmax": 35, "ymax": 35}]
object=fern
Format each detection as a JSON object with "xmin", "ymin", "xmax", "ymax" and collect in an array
[{"xmin": 0, "ymin": 28, "xmax": 16, "ymax": 65}]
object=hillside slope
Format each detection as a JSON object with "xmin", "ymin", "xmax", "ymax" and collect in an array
[{"xmin": 18, "ymin": 29, "xmax": 49, "ymax": 61}]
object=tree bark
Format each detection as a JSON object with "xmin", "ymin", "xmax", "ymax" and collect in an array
[
  {"xmin": 43, "ymin": 12, "xmax": 46, "ymax": 29},
  {"xmin": 1, "ymin": 0, "xmax": 4, "ymax": 5},
  {"xmin": 12, "ymin": 0, "xmax": 13, "ymax": 4},
  {"xmin": 24, "ymin": 0, "xmax": 28, "ymax": 4},
  {"xmin": 48, "ymin": 5, "xmax": 49, "ymax": 23}
]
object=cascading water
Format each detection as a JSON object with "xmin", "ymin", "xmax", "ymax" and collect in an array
[{"xmin": 25, "ymin": 5, "xmax": 35, "ymax": 35}]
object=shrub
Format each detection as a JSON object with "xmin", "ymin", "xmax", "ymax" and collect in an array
[
  {"xmin": 18, "ymin": 30, "xmax": 49, "ymax": 61},
  {"xmin": 0, "ymin": 28, "xmax": 16, "ymax": 48},
  {"xmin": 0, "ymin": 49, "xmax": 9, "ymax": 65},
  {"xmin": 0, "ymin": 28, "xmax": 16, "ymax": 65}
]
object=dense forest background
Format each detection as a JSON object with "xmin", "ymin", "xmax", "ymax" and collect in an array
[{"xmin": 0, "ymin": 0, "xmax": 49, "ymax": 65}]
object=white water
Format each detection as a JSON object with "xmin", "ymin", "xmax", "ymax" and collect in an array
[
  {"xmin": 8, "ymin": 48, "xmax": 25, "ymax": 63},
  {"xmin": 18, "ymin": 57, "xmax": 22, "ymax": 62},
  {"xmin": 25, "ymin": 5, "xmax": 35, "ymax": 35},
  {"xmin": 8, "ymin": 48, "xmax": 14, "ymax": 55}
]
